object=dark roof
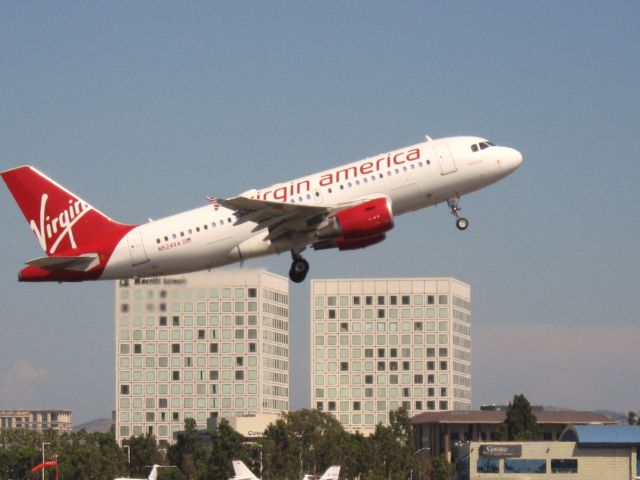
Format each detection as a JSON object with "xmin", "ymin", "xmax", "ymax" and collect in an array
[
  {"xmin": 410, "ymin": 410, "xmax": 617, "ymax": 426},
  {"xmin": 560, "ymin": 425, "xmax": 640, "ymax": 445}
]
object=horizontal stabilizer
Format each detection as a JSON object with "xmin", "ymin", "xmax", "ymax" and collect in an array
[{"xmin": 26, "ymin": 254, "xmax": 100, "ymax": 272}]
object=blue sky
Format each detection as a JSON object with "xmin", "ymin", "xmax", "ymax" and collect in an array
[{"xmin": 1, "ymin": 2, "xmax": 638, "ymax": 424}]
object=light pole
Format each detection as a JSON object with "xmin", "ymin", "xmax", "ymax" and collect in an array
[
  {"xmin": 123, "ymin": 445, "xmax": 131, "ymax": 464},
  {"xmin": 41, "ymin": 442, "xmax": 50, "ymax": 480}
]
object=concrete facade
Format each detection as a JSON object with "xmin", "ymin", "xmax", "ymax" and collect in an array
[
  {"xmin": 0, "ymin": 409, "xmax": 72, "ymax": 433},
  {"xmin": 310, "ymin": 277, "xmax": 471, "ymax": 435},
  {"xmin": 457, "ymin": 441, "xmax": 637, "ymax": 479},
  {"xmin": 114, "ymin": 269, "xmax": 289, "ymax": 446}
]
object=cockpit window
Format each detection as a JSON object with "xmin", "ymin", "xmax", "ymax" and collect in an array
[{"xmin": 471, "ymin": 140, "xmax": 496, "ymax": 152}]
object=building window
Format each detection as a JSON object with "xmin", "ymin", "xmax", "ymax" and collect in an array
[
  {"xmin": 248, "ymin": 288, "xmax": 257, "ymax": 298},
  {"xmin": 210, "ymin": 343, "xmax": 218, "ymax": 353},
  {"xmin": 353, "ymin": 296, "xmax": 361, "ymax": 305},
  {"xmin": 120, "ymin": 385, "xmax": 129, "ymax": 395},
  {"xmin": 328, "ymin": 401, "xmax": 336, "ymax": 411},
  {"xmin": 172, "ymin": 371, "xmax": 180, "ymax": 381},
  {"xmin": 365, "ymin": 375, "xmax": 374, "ymax": 384},
  {"xmin": 550, "ymin": 459, "xmax": 577, "ymax": 473},
  {"xmin": 209, "ymin": 370, "xmax": 218, "ymax": 380},
  {"xmin": 365, "ymin": 296, "xmax": 373, "ymax": 305},
  {"xmin": 159, "ymin": 316, "xmax": 167, "ymax": 326},
  {"xmin": 172, "ymin": 344, "xmax": 180, "ymax": 353},
  {"xmin": 402, "ymin": 295, "xmax": 410, "ymax": 305},
  {"xmin": 477, "ymin": 458, "xmax": 499, "ymax": 473},
  {"xmin": 353, "ymin": 401, "xmax": 361, "ymax": 411},
  {"xmin": 134, "ymin": 344, "xmax": 142, "ymax": 354},
  {"xmin": 439, "ymin": 400, "xmax": 448, "ymax": 410},
  {"xmin": 172, "ymin": 316, "xmax": 180, "ymax": 326},
  {"xmin": 316, "ymin": 402, "xmax": 323, "ymax": 411},
  {"xmin": 377, "ymin": 296, "xmax": 385, "ymax": 305},
  {"xmin": 235, "ymin": 371, "xmax": 244, "ymax": 380},
  {"xmin": 340, "ymin": 362, "xmax": 349, "ymax": 371},
  {"xmin": 504, "ymin": 459, "xmax": 546, "ymax": 474}
]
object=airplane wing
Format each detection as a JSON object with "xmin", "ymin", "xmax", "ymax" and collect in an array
[{"xmin": 221, "ymin": 196, "xmax": 331, "ymax": 244}]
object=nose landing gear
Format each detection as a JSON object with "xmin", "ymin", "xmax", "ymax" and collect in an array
[
  {"xmin": 289, "ymin": 252, "xmax": 310, "ymax": 283},
  {"xmin": 447, "ymin": 197, "xmax": 469, "ymax": 231}
]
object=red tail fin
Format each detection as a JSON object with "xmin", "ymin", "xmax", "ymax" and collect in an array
[{"xmin": 2, "ymin": 166, "xmax": 134, "ymax": 256}]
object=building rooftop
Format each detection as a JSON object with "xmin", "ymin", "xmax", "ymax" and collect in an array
[
  {"xmin": 560, "ymin": 425, "xmax": 640, "ymax": 445},
  {"xmin": 410, "ymin": 409, "xmax": 617, "ymax": 426}
]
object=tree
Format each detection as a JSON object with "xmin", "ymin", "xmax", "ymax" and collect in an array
[
  {"xmin": 123, "ymin": 433, "xmax": 164, "ymax": 478},
  {"xmin": 167, "ymin": 418, "xmax": 207, "ymax": 480},
  {"xmin": 499, "ymin": 394, "xmax": 538, "ymax": 441},
  {"xmin": 427, "ymin": 456, "xmax": 456, "ymax": 480},
  {"xmin": 204, "ymin": 419, "xmax": 249, "ymax": 480},
  {"xmin": 367, "ymin": 409, "xmax": 418, "ymax": 480},
  {"xmin": 627, "ymin": 411, "xmax": 637, "ymax": 425}
]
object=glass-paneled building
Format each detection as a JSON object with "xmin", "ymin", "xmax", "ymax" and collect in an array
[
  {"xmin": 311, "ymin": 278, "xmax": 471, "ymax": 434},
  {"xmin": 114, "ymin": 269, "xmax": 289, "ymax": 446}
]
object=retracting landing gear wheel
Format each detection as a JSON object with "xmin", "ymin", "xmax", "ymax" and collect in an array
[
  {"xmin": 456, "ymin": 217, "xmax": 469, "ymax": 231},
  {"xmin": 447, "ymin": 197, "xmax": 469, "ymax": 231},
  {"xmin": 289, "ymin": 257, "xmax": 309, "ymax": 283}
]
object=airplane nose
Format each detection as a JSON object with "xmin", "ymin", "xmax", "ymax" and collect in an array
[{"xmin": 502, "ymin": 147, "xmax": 523, "ymax": 172}]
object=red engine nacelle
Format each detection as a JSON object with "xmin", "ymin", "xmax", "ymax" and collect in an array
[
  {"xmin": 317, "ymin": 197, "xmax": 394, "ymax": 240},
  {"xmin": 314, "ymin": 233, "xmax": 387, "ymax": 251}
]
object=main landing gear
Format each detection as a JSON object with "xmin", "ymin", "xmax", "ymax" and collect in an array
[
  {"xmin": 447, "ymin": 197, "xmax": 469, "ymax": 231},
  {"xmin": 289, "ymin": 252, "xmax": 310, "ymax": 283}
]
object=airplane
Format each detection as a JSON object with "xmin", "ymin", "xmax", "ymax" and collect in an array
[
  {"xmin": 302, "ymin": 465, "xmax": 341, "ymax": 480},
  {"xmin": 230, "ymin": 460, "xmax": 340, "ymax": 480},
  {"xmin": 229, "ymin": 460, "xmax": 260, "ymax": 480},
  {"xmin": 114, "ymin": 464, "xmax": 167, "ymax": 480},
  {"xmin": 1, "ymin": 135, "xmax": 522, "ymax": 283}
]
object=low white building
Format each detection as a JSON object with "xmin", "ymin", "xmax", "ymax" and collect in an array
[{"xmin": 0, "ymin": 409, "xmax": 72, "ymax": 433}]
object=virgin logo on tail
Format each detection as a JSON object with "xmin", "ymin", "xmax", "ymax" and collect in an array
[{"xmin": 30, "ymin": 194, "xmax": 92, "ymax": 254}]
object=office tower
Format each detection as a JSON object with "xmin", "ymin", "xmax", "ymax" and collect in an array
[
  {"xmin": 311, "ymin": 278, "xmax": 471, "ymax": 434},
  {"xmin": 114, "ymin": 269, "xmax": 289, "ymax": 446}
]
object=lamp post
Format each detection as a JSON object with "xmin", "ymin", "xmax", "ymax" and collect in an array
[{"xmin": 41, "ymin": 442, "xmax": 50, "ymax": 480}]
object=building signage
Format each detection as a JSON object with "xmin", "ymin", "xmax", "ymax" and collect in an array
[{"xmin": 479, "ymin": 445, "xmax": 522, "ymax": 458}]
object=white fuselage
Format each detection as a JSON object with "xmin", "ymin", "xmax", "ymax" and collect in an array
[{"xmin": 102, "ymin": 136, "xmax": 522, "ymax": 279}]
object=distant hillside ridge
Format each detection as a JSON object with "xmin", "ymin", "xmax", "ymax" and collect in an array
[{"xmin": 74, "ymin": 418, "xmax": 112, "ymax": 433}]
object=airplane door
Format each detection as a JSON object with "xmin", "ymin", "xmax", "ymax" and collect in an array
[
  {"xmin": 127, "ymin": 232, "xmax": 150, "ymax": 266},
  {"xmin": 434, "ymin": 142, "xmax": 457, "ymax": 175}
]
